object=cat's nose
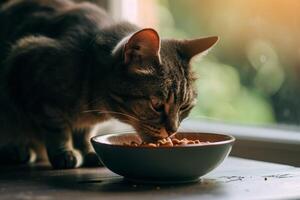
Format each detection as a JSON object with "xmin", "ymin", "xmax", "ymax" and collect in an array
[
  {"xmin": 165, "ymin": 114, "xmax": 179, "ymax": 136},
  {"xmin": 166, "ymin": 127, "xmax": 177, "ymax": 136},
  {"xmin": 165, "ymin": 123, "xmax": 178, "ymax": 136}
]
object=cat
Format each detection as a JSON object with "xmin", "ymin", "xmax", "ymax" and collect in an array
[{"xmin": 0, "ymin": 0, "xmax": 218, "ymax": 169}]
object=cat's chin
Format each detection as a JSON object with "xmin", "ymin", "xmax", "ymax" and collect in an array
[
  {"xmin": 134, "ymin": 127, "xmax": 170, "ymax": 142},
  {"xmin": 138, "ymin": 132, "xmax": 166, "ymax": 143}
]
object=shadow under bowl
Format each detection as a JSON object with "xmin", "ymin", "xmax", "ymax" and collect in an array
[{"xmin": 91, "ymin": 132, "xmax": 235, "ymax": 184}]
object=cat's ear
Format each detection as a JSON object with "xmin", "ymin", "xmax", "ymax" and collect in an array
[
  {"xmin": 123, "ymin": 28, "xmax": 161, "ymax": 65},
  {"xmin": 180, "ymin": 36, "xmax": 219, "ymax": 61}
]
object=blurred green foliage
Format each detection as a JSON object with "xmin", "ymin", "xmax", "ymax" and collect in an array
[
  {"xmin": 190, "ymin": 59, "xmax": 274, "ymax": 124},
  {"xmin": 157, "ymin": 0, "xmax": 279, "ymax": 124}
]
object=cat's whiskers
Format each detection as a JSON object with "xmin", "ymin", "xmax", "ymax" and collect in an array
[
  {"xmin": 82, "ymin": 110, "xmax": 141, "ymax": 122},
  {"xmin": 96, "ymin": 129, "xmax": 135, "ymax": 135}
]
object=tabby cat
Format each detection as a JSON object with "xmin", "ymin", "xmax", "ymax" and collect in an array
[{"xmin": 0, "ymin": 0, "xmax": 218, "ymax": 169}]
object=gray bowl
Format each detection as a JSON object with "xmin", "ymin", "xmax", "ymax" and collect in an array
[{"xmin": 91, "ymin": 132, "xmax": 235, "ymax": 184}]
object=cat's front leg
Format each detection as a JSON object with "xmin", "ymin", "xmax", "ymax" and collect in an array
[
  {"xmin": 42, "ymin": 107, "xmax": 83, "ymax": 169},
  {"xmin": 45, "ymin": 128, "xmax": 83, "ymax": 169},
  {"xmin": 0, "ymin": 143, "xmax": 36, "ymax": 165},
  {"xmin": 73, "ymin": 128, "xmax": 100, "ymax": 167}
]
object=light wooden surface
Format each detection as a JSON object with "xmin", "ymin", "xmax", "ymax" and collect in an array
[{"xmin": 0, "ymin": 157, "xmax": 299, "ymax": 200}]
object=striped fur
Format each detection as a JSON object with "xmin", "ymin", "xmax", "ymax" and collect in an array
[{"xmin": 0, "ymin": 0, "xmax": 216, "ymax": 168}]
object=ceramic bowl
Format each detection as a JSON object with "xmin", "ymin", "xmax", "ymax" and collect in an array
[{"xmin": 91, "ymin": 132, "xmax": 235, "ymax": 183}]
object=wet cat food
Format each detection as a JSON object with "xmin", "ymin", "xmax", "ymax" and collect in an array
[{"xmin": 125, "ymin": 137, "xmax": 209, "ymax": 147}]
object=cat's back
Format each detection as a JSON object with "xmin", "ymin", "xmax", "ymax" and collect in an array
[
  {"xmin": 0, "ymin": 0, "xmax": 114, "ymax": 76},
  {"xmin": 0, "ymin": 0, "xmax": 113, "ymax": 47},
  {"xmin": 0, "ymin": 0, "xmax": 114, "ymax": 144}
]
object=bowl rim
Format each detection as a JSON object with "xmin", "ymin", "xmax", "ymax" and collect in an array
[{"xmin": 91, "ymin": 131, "xmax": 235, "ymax": 149}]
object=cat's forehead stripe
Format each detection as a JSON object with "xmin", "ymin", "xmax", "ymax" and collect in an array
[{"xmin": 164, "ymin": 93, "xmax": 174, "ymax": 114}]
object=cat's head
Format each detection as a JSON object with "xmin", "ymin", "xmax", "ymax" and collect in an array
[{"xmin": 108, "ymin": 28, "xmax": 218, "ymax": 141}]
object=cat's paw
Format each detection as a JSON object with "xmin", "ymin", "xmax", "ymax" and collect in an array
[
  {"xmin": 82, "ymin": 152, "xmax": 102, "ymax": 167},
  {"xmin": 49, "ymin": 149, "xmax": 83, "ymax": 169},
  {"xmin": 0, "ymin": 145, "xmax": 36, "ymax": 165}
]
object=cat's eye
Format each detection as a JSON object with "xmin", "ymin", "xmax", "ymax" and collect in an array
[{"xmin": 150, "ymin": 97, "xmax": 164, "ymax": 113}]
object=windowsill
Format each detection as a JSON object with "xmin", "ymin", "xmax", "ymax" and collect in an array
[
  {"xmin": 180, "ymin": 120, "xmax": 300, "ymax": 167},
  {"xmin": 180, "ymin": 120, "xmax": 300, "ymax": 144}
]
